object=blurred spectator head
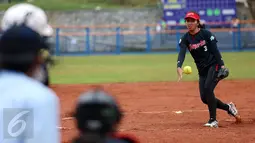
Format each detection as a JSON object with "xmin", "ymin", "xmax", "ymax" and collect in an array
[
  {"xmin": 1, "ymin": 3, "xmax": 53, "ymax": 37},
  {"xmin": 73, "ymin": 88, "xmax": 123, "ymax": 142}
]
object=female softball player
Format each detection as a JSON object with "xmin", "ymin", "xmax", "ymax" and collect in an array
[{"xmin": 176, "ymin": 11, "xmax": 241, "ymax": 128}]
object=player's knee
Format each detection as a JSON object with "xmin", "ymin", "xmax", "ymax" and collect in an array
[
  {"xmin": 201, "ymin": 97, "xmax": 207, "ymax": 104},
  {"xmin": 203, "ymin": 87, "xmax": 215, "ymax": 102},
  {"xmin": 200, "ymin": 93, "xmax": 207, "ymax": 104},
  {"xmin": 204, "ymin": 87, "xmax": 213, "ymax": 96}
]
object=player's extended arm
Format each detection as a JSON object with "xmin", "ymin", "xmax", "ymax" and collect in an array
[
  {"xmin": 177, "ymin": 42, "xmax": 187, "ymax": 68},
  {"xmin": 176, "ymin": 40, "xmax": 187, "ymax": 81}
]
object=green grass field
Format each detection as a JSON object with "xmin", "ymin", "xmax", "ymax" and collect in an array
[{"xmin": 50, "ymin": 52, "xmax": 255, "ymax": 84}]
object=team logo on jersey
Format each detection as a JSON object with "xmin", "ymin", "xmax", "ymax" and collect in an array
[
  {"xmin": 210, "ymin": 36, "xmax": 215, "ymax": 41},
  {"xmin": 189, "ymin": 40, "xmax": 206, "ymax": 50}
]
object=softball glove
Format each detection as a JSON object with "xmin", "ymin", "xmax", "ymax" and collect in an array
[{"xmin": 217, "ymin": 67, "xmax": 229, "ymax": 81}]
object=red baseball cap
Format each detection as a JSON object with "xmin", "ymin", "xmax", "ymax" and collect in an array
[{"xmin": 185, "ymin": 12, "xmax": 200, "ymax": 20}]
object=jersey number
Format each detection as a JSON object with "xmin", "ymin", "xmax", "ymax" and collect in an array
[{"xmin": 203, "ymin": 46, "xmax": 207, "ymax": 51}]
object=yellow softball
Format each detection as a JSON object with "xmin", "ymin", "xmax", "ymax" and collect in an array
[{"xmin": 183, "ymin": 66, "xmax": 192, "ymax": 74}]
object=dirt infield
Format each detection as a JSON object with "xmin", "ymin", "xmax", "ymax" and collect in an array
[{"xmin": 51, "ymin": 79, "xmax": 255, "ymax": 143}]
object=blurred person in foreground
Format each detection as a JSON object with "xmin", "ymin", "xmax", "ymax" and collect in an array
[
  {"xmin": 1, "ymin": 2, "xmax": 55, "ymax": 86},
  {"xmin": 72, "ymin": 88, "xmax": 139, "ymax": 143},
  {"xmin": 0, "ymin": 3, "xmax": 60, "ymax": 143}
]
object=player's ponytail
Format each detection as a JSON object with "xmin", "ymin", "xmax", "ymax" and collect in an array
[{"xmin": 198, "ymin": 21, "xmax": 205, "ymax": 29}]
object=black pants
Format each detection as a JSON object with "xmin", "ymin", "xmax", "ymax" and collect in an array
[{"xmin": 199, "ymin": 64, "xmax": 229, "ymax": 121}]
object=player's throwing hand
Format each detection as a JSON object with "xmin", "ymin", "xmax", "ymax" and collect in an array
[{"xmin": 177, "ymin": 67, "xmax": 183, "ymax": 82}]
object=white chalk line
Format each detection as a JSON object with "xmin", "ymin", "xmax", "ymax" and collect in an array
[
  {"xmin": 61, "ymin": 109, "xmax": 255, "ymax": 120},
  {"xmin": 138, "ymin": 109, "xmax": 208, "ymax": 114},
  {"xmin": 59, "ymin": 109, "xmax": 255, "ymax": 130},
  {"xmin": 124, "ymin": 109, "xmax": 255, "ymax": 114}
]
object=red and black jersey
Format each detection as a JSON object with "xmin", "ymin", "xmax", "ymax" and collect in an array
[{"xmin": 177, "ymin": 29, "xmax": 224, "ymax": 75}]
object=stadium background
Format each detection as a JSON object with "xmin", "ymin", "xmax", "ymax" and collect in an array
[{"xmin": 50, "ymin": 0, "xmax": 255, "ymax": 55}]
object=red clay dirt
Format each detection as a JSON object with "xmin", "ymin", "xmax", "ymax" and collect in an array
[{"xmin": 51, "ymin": 79, "xmax": 255, "ymax": 143}]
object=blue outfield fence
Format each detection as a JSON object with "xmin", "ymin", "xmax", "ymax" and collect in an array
[{"xmin": 52, "ymin": 22, "xmax": 255, "ymax": 56}]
